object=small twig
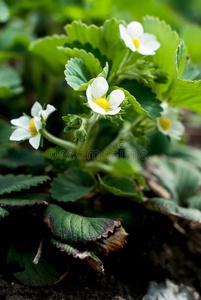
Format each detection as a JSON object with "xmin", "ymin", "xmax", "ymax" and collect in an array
[{"xmin": 33, "ymin": 239, "xmax": 44, "ymax": 265}]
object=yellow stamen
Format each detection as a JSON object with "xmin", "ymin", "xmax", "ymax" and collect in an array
[
  {"xmin": 94, "ymin": 98, "xmax": 110, "ymax": 112},
  {"xmin": 29, "ymin": 118, "xmax": 38, "ymax": 135},
  {"xmin": 159, "ymin": 118, "xmax": 172, "ymax": 131},
  {"xmin": 132, "ymin": 38, "xmax": 140, "ymax": 49}
]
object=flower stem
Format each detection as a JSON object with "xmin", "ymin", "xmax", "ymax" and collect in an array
[{"xmin": 41, "ymin": 129, "xmax": 77, "ymax": 151}]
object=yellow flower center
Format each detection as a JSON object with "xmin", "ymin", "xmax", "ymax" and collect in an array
[
  {"xmin": 132, "ymin": 38, "xmax": 140, "ymax": 49},
  {"xmin": 29, "ymin": 118, "xmax": 38, "ymax": 135},
  {"xmin": 94, "ymin": 98, "xmax": 110, "ymax": 112},
  {"xmin": 159, "ymin": 118, "xmax": 172, "ymax": 131}
]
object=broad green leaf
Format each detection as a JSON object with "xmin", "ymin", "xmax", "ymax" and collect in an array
[
  {"xmin": 51, "ymin": 238, "xmax": 104, "ymax": 274},
  {"xmin": 30, "ymin": 35, "xmax": 69, "ymax": 75},
  {"xmin": 146, "ymin": 156, "xmax": 201, "ymax": 204},
  {"xmin": 0, "ymin": 65, "xmax": 23, "ymax": 97},
  {"xmin": 0, "ymin": 1, "xmax": 10, "ymax": 23},
  {"xmin": 187, "ymin": 193, "xmax": 201, "ymax": 210},
  {"xmin": 0, "ymin": 120, "xmax": 12, "ymax": 158},
  {"xmin": 0, "ymin": 198, "xmax": 48, "ymax": 209},
  {"xmin": 60, "ymin": 47, "xmax": 102, "ymax": 78},
  {"xmin": 168, "ymin": 79, "xmax": 201, "ymax": 114},
  {"xmin": 0, "ymin": 147, "xmax": 46, "ymax": 170},
  {"xmin": 0, "ymin": 174, "xmax": 49, "ymax": 195},
  {"xmin": 44, "ymin": 204, "xmax": 121, "ymax": 243},
  {"xmin": 143, "ymin": 16, "xmax": 181, "ymax": 96},
  {"xmin": 146, "ymin": 198, "xmax": 201, "ymax": 223},
  {"xmin": 180, "ymin": 61, "xmax": 200, "ymax": 81},
  {"xmin": 99, "ymin": 175, "xmax": 137, "ymax": 197},
  {"xmin": 7, "ymin": 243, "xmax": 68, "ymax": 287},
  {"xmin": 65, "ymin": 19, "xmax": 126, "ymax": 71},
  {"xmin": 0, "ymin": 206, "xmax": 9, "ymax": 218},
  {"xmin": 64, "ymin": 57, "xmax": 92, "ymax": 91},
  {"xmin": 121, "ymin": 80, "xmax": 163, "ymax": 119},
  {"xmin": 50, "ymin": 168, "xmax": 95, "ymax": 202}
]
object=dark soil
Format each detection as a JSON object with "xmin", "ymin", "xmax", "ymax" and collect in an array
[{"xmin": 1, "ymin": 204, "xmax": 201, "ymax": 300}]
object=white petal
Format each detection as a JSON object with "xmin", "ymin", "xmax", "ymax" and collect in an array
[
  {"xmin": 90, "ymin": 77, "xmax": 109, "ymax": 99},
  {"xmin": 10, "ymin": 128, "xmax": 30, "ymax": 141},
  {"xmin": 86, "ymin": 84, "xmax": 93, "ymax": 102},
  {"xmin": 137, "ymin": 47, "xmax": 156, "ymax": 56},
  {"xmin": 11, "ymin": 116, "xmax": 30, "ymax": 129},
  {"xmin": 29, "ymin": 134, "xmax": 41, "ymax": 149},
  {"xmin": 106, "ymin": 107, "xmax": 121, "ymax": 115},
  {"xmin": 126, "ymin": 21, "xmax": 144, "ymax": 38},
  {"xmin": 31, "ymin": 102, "xmax": 43, "ymax": 117},
  {"xmin": 119, "ymin": 24, "xmax": 136, "ymax": 51},
  {"xmin": 169, "ymin": 121, "xmax": 185, "ymax": 136},
  {"xmin": 88, "ymin": 99, "xmax": 106, "ymax": 115},
  {"xmin": 139, "ymin": 33, "xmax": 157, "ymax": 44},
  {"xmin": 109, "ymin": 90, "xmax": 125, "ymax": 109},
  {"xmin": 40, "ymin": 104, "xmax": 56, "ymax": 121},
  {"xmin": 34, "ymin": 116, "xmax": 42, "ymax": 132}
]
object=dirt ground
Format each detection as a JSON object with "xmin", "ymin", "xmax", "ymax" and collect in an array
[{"xmin": 1, "ymin": 203, "xmax": 201, "ymax": 300}]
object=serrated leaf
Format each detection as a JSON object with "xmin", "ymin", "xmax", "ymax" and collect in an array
[
  {"xmin": 99, "ymin": 175, "xmax": 137, "ymax": 197},
  {"xmin": 0, "ymin": 174, "xmax": 49, "ymax": 195},
  {"xmin": 187, "ymin": 193, "xmax": 201, "ymax": 210},
  {"xmin": 121, "ymin": 80, "xmax": 163, "ymax": 119},
  {"xmin": 7, "ymin": 243, "xmax": 68, "ymax": 287},
  {"xmin": 51, "ymin": 238, "xmax": 104, "ymax": 274},
  {"xmin": 0, "ymin": 147, "xmax": 46, "ymax": 170},
  {"xmin": 50, "ymin": 168, "xmax": 95, "ymax": 202},
  {"xmin": 0, "ymin": 120, "xmax": 12, "ymax": 158},
  {"xmin": 0, "ymin": 206, "xmax": 9, "ymax": 218},
  {"xmin": 30, "ymin": 35, "xmax": 69, "ymax": 75},
  {"xmin": 168, "ymin": 79, "xmax": 201, "ymax": 114},
  {"xmin": 143, "ymin": 16, "xmax": 181, "ymax": 97},
  {"xmin": 0, "ymin": 65, "xmax": 23, "ymax": 98},
  {"xmin": 0, "ymin": 198, "xmax": 48, "ymax": 209},
  {"xmin": 44, "ymin": 204, "xmax": 122, "ymax": 244}
]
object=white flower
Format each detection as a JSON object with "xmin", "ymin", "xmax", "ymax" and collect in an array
[
  {"xmin": 119, "ymin": 21, "xmax": 160, "ymax": 55},
  {"xmin": 86, "ymin": 77, "xmax": 125, "ymax": 115},
  {"xmin": 157, "ymin": 103, "xmax": 185, "ymax": 140},
  {"xmin": 10, "ymin": 102, "xmax": 56, "ymax": 149}
]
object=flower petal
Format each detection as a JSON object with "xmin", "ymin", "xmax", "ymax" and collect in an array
[
  {"xmin": 169, "ymin": 121, "xmax": 185, "ymax": 136},
  {"xmin": 86, "ymin": 84, "xmax": 93, "ymax": 102},
  {"xmin": 137, "ymin": 47, "xmax": 156, "ymax": 56},
  {"xmin": 109, "ymin": 90, "xmax": 125, "ymax": 109},
  {"xmin": 11, "ymin": 116, "xmax": 30, "ymax": 129},
  {"xmin": 34, "ymin": 116, "xmax": 42, "ymax": 132},
  {"xmin": 40, "ymin": 104, "xmax": 56, "ymax": 121},
  {"xmin": 106, "ymin": 107, "xmax": 121, "ymax": 115},
  {"xmin": 126, "ymin": 21, "xmax": 144, "ymax": 38},
  {"xmin": 90, "ymin": 77, "xmax": 109, "ymax": 99},
  {"xmin": 119, "ymin": 24, "xmax": 137, "ymax": 51},
  {"xmin": 88, "ymin": 99, "xmax": 106, "ymax": 115},
  {"xmin": 31, "ymin": 102, "xmax": 43, "ymax": 117},
  {"xmin": 10, "ymin": 128, "xmax": 30, "ymax": 141},
  {"xmin": 29, "ymin": 134, "xmax": 41, "ymax": 149}
]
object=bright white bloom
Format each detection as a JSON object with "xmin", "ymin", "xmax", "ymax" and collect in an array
[
  {"xmin": 86, "ymin": 77, "xmax": 125, "ymax": 115},
  {"xmin": 10, "ymin": 102, "xmax": 56, "ymax": 149},
  {"xmin": 119, "ymin": 21, "xmax": 160, "ymax": 55},
  {"xmin": 157, "ymin": 103, "xmax": 185, "ymax": 140}
]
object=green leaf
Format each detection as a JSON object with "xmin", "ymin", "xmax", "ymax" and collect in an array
[
  {"xmin": 0, "ymin": 65, "xmax": 23, "ymax": 97},
  {"xmin": 44, "ymin": 204, "xmax": 121, "ymax": 243},
  {"xmin": 65, "ymin": 19, "xmax": 126, "ymax": 72},
  {"xmin": 0, "ymin": 175, "xmax": 49, "ymax": 195},
  {"xmin": 99, "ymin": 175, "xmax": 137, "ymax": 197},
  {"xmin": 0, "ymin": 198, "xmax": 48, "ymax": 209},
  {"xmin": 0, "ymin": 206, "xmax": 9, "ymax": 218},
  {"xmin": 0, "ymin": 120, "xmax": 12, "ymax": 158},
  {"xmin": 187, "ymin": 193, "xmax": 201, "ymax": 210},
  {"xmin": 143, "ymin": 16, "xmax": 181, "ymax": 96},
  {"xmin": 50, "ymin": 168, "xmax": 95, "ymax": 202},
  {"xmin": 7, "ymin": 243, "xmax": 68, "ymax": 287},
  {"xmin": 121, "ymin": 80, "xmax": 163, "ymax": 119},
  {"xmin": 60, "ymin": 47, "xmax": 102, "ymax": 79},
  {"xmin": 0, "ymin": 51, "xmax": 19, "ymax": 63},
  {"xmin": 64, "ymin": 57, "xmax": 92, "ymax": 91},
  {"xmin": 51, "ymin": 238, "xmax": 104, "ymax": 274},
  {"xmin": 146, "ymin": 198, "xmax": 201, "ymax": 223},
  {"xmin": 29, "ymin": 35, "xmax": 69, "ymax": 75},
  {"xmin": 146, "ymin": 156, "xmax": 201, "ymax": 204},
  {"xmin": 168, "ymin": 79, "xmax": 201, "ymax": 114},
  {"xmin": 0, "ymin": 147, "xmax": 46, "ymax": 170},
  {"xmin": 0, "ymin": 1, "xmax": 10, "ymax": 23}
]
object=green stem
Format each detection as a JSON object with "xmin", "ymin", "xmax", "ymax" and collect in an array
[
  {"xmin": 86, "ymin": 161, "xmax": 114, "ymax": 174},
  {"xmin": 41, "ymin": 129, "xmax": 77, "ymax": 151}
]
